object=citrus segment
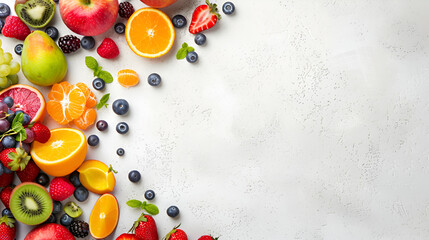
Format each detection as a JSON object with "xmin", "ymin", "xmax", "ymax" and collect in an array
[
  {"xmin": 75, "ymin": 82, "xmax": 97, "ymax": 108},
  {"xmin": 31, "ymin": 128, "xmax": 87, "ymax": 177},
  {"xmin": 89, "ymin": 193, "xmax": 119, "ymax": 239},
  {"xmin": 74, "ymin": 107, "xmax": 97, "ymax": 130},
  {"xmin": 78, "ymin": 160, "xmax": 116, "ymax": 195},
  {"xmin": 118, "ymin": 69, "xmax": 139, "ymax": 87},
  {"xmin": 86, "ymin": 90, "xmax": 97, "ymax": 108},
  {"xmin": 125, "ymin": 8, "xmax": 175, "ymax": 58},
  {"xmin": 47, "ymin": 82, "xmax": 86, "ymax": 125},
  {"xmin": 0, "ymin": 84, "xmax": 46, "ymax": 123}
]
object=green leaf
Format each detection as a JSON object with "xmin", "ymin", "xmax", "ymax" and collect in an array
[
  {"xmin": 94, "ymin": 66, "xmax": 102, "ymax": 77},
  {"xmin": 143, "ymin": 203, "xmax": 159, "ymax": 215},
  {"xmin": 182, "ymin": 42, "xmax": 188, "ymax": 48},
  {"xmin": 11, "ymin": 124, "xmax": 24, "ymax": 133},
  {"xmin": 127, "ymin": 200, "xmax": 142, "ymax": 208},
  {"xmin": 176, "ymin": 48, "xmax": 188, "ymax": 60},
  {"xmin": 98, "ymin": 70, "xmax": 113, "ymax": 83},
  {"xmin": 96, "ymin": 93, "xmax": 110, "ymax": 110},
  {"xmin": 16, "ymin": 128, "xmax": 27, "ymax": 141},
  {"xmin": 12, "ymin": 112, "xmax": 23, "ymax": 129},
  {"xmin": 187, "ymin": 47, "xmax": 195, "ymax": 52},
  {"xmin": 26, "ymin": 121, "xmax": 35, "ymax": 128},
  {"xmin": 85, "ymin": 56, "xmax": 98, "ymax": 70}
]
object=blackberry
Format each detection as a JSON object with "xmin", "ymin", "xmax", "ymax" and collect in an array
[
  {"xmin": 119, "ymin": 2, "xmax": 134, "ymax": 18},
  {"xmin": 69, "ymin": 220, "xmax": 89, "ymax": 238},
  {"xmin": 58, "ymin": 35, "xmax": 81, "ymax": 54}
]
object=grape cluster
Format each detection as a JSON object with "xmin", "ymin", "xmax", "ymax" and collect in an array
[{"xmin": 0, "ymin": 39, "xmax": 20, "ymax": 90}]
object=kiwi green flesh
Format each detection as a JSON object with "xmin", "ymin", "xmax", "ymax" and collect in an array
[
  {"xmin": 16, "ymin": 0, "xmax": 55, "ymax": 28},
  {"xmin": 10, "ymin": 183, "xmax": 53, "ymax": 225},
  {"xmin": 64, "ymin": 202, "xmax": 83, "ymax": 218}
]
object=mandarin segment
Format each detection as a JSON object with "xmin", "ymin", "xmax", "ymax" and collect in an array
[
  {"xmin": 75, "ymin": 82, "xmax": 97, "ymax": 108},
  {"xmin": 118, "ymin": 69, "xmax": 139, "ymax": 87},
  {"xmin": 74, "ymin": 107, "xmax": 97, "ymax": 130}
]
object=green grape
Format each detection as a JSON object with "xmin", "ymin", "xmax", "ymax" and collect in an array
[
  {"xmin": 7, "ymin": 74, "xmax": 19, "ymax": 85},
  {"xmin": 0, "ymin": 64, "xmax": 10, "ymax": 77},
  {"xmin": 9, "ymin": 61, "xmax": 20, "ymax": 75},
  {"xmin": 0, "ymin": 39, "xmax": 2, "ymax": 48},
  {"xmin": 0, "ymin": 77, "xmax": 8, "ymax": 88},
  {"xmin": 3, "ymin": 53, "xmax": 12, "ymax": 64},
  {"xmin": 0, "ymin": 54, "xmax": 4, "ymax": 65}
]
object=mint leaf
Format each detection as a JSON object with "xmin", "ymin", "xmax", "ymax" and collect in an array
[
  {"xmin": 26, "ymin": 121, "xmax": 35, "ymax": 128},
  {"xmin": 98, "ymin": 70, "xmax": 113, "ymax": 83},
  {"xmin": 94, "ymin": 66, "xmax": 102, "ymax": 77},
  {"xmin": 16, "ymin": 128, "xmax": 27, "ymax": 141},
  {"xmin": 85, "ymin": 56, "xmax": 98, "ymax": 70},
  {"xmin": 143, "ymin": 203, "xmax": 159, "ymax": 215},
  {"xmin": 176, "ymin": 48, "xmax": 188, "ymax": 60},
  {"xmin": 182, "ymin": 42, "xmax": 188, "ymax": 48},
  {"xmin": 96, "ymin": 93, "xmax": 110, "ymax": 110},
  {"xmin": 187, "ymin": 47, "xmax": 195, "ymax": 52},
  {"xmin": 127, "ymin": 200, "xmax": 142, "ymax": 208},
  {"xmin": 12, "ymin": 112, "xmax": 23, "ymax": 128}
]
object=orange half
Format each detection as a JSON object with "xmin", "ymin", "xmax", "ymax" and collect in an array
[
  {"xmin": 89, "ymin": 193, "xmax": 119, "ymax": 239},
  {"xmin": 125, "ymin": 8, "xmax": 175, "ymax": 58},
  {"xmin": 78, "ymin": 160, "xmax": 116, "ymax": 195}
]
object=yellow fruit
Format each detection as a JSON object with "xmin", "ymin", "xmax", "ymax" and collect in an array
[
  {"xmin": 78, "ymin": 160, "xmax": 116, "ymax": 195},
  {"xmin": 89, "ymin": 193, "xmax": 119, "ymax": 239},
  {"xmin": 31, "ymin": 128, "xmax": 87, "ymax": 177}
]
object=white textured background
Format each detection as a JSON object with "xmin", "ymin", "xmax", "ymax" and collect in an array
[{"xmin": 2, "ymin": 0, "xmax": 429, "ymax": 239}]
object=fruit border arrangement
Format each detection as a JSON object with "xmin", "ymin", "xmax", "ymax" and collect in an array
[{"xmin": 0, "ymin": 0, "xmax": 235, "ymax": 239}]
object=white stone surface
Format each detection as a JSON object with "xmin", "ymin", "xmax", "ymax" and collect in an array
[{"xmin": 2, "ymin": 0, "xmax": 429, "ymax": 239}]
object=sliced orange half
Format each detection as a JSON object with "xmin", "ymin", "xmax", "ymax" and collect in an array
[
  {"xmin": 89, "ymin": 193, "xmax": 119, "ymax": 239},
  {"xmin": 30, "ymin": 128, "xmax": 87, "ymax": 177},
  {"xmin": 125, "ymin": 8, "xmax": 175, "ymax": 58}
]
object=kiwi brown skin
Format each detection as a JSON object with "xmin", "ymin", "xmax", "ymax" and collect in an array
[{"xmin": 10, "ymin": 182, "xmax": 53, "ymax": 225}]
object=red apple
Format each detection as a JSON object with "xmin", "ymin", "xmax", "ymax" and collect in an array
[
  {"xmin": 25, "ymin": 223, "xmax": 75, "ymax": 240},
  {"xmin": 141, "ymin": 0, "xmax": 177, "ymax": 8},
  {"xmin": 59, "ymin": 0, "xmax": 119, "ymax": 36}
]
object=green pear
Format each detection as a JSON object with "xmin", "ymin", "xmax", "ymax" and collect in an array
[{"xmin": 21, "ymin": 31, "xmax": 67, "ymax": 86}]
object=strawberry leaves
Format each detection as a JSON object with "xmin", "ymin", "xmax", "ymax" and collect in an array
[
  {"xmin": 127, "ymin": 199, "xmax": 159, "ymax": 215},
  {"xmin": 176, "ymin": 42, "xmax": 195, "ymax": 60}
]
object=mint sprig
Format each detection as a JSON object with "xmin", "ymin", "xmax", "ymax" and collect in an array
[
  {"xmin": 96, "ymin": 93, "xmax": 110, "ymax": 110},
  {"xmin": 176, "ymin": 42, "xmax": 195, "ymax": 60},
  {"xmin": 85, "ymin": 56, "xmax": 113, "ymax": 83},
  {"xmin": 126, "ymin": 199, "xmax": 159, "ymax": 215}
]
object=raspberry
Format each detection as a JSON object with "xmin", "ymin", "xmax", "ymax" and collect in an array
[
  {"xmin": 1, "ymin": 16, "xmax": 30, "ymax": 41},
  {"xmin": 69, "ymin": 220, "xmax": 89, "ymax": 238},
  {"xmin": 119, "ymin": 2, "xmax": 134, "ymax": 18},
  {"xmin": 31, "ymin": 122, "xmax": 51, "ymax": 143},
  {"xmin": 58, "ymin": 35, "xmax": 81, "ymax": 54},
  {"xmin": 97, "ymin": 38, "xmax": 119, "ymax": 59},
  {"xmin": 49, "ymin": 177, "xmax": 75, "ymax": 201}
]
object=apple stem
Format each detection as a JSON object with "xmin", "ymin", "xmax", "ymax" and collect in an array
[{"xmin": 80, "ymin": 0, "xmax": 91, "ymax": 5}]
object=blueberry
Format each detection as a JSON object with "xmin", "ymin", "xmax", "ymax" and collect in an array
[
  {"xmin": 14, "ymin": 44, "xmax": 23, "ymax": 56},
  {"xmin": 74, "ymin": 185, "xmax": 89, "ymax": 202},
  {"xmin": 128, "ymin": 170, "xmax": 141, "ymax": 182},
  {"xmin": 194, "ymin": 33, "xmax": 207, "ymax": 46},
  {"xmin": 144, "ymin": 190, "xmax": 155, "ymax": 200},
  {"xmin": 22, "ymin": 113, "xmax": 31, "ymax": 125},
  {"xmin": 2, "ymin": 136, "xmax": 15, "ymax": 149},
  {"xmin": 3, "ymin": 166, "xmax": 11, "ymax": 174},
  {"xmin": 96, "ymin": 120, "xmax": 108, "ymax": 131},
  {"xmin": 222, "ymin": 2, "xmax": 235, "ymax": 15},
  {"xmin": 15, "ymin": 142, "xmax": 30, "ymax": 154},
  {"xmin": 81, "ymin": 36, "xmax": 95, "ymax": 50},
  {"xmin": 115, "ymin": 23, "xmax": 125, "ymax": 34},
  {"xmin": 52, "ymin": 201, "xmax": 62, "ymax": 215},
  {"xmin": 116, "ymin": 148, "xmax": 125, "ymax": 156},
  {"xmin": 35, "ymin": 172, "xmax": 50, "ymax": 187},
  {"xmin": 2, "ymin": 208, "xmax": 13, "ymax": 218},
  {"xmin": 87, "ymin": 135, "xmax": 99, "ymax": 146},
  {"xmin": 45, "ymin": 26, "xmax": 59, "ymax": 41},
  {"xmin": 186, "ymin": 51, "xmax": 198, "ymax": 63},
  {"xmin": 147, "ymin": 73, "xmax": 161, "ymax": 86},
  {"xmin": 60, "ymin": 213, "xmax": 73, "ymax": 226},
  {"xmin": 45, "ymin": 214, "xmax": 56, "ymax": 224},
  {"xmin": 116, "ymin": 122, "xmax": 129, "ymax": 134},
  {"xmin": 92, "ymin": 78, "xmax": 105, "ymax": 91},
  {"xmin": 6, "ymin": 110, "xmax": 14, "ymax": 123},
  {"xmin": 167, "ymin": 206, "xmax": 180, "ymax": 218},
  {"xmin": 69, "ymin": 171, "xmax": 81, "ymax": 187},
  {"xmin": 112, "ymin": 99, "xmax": 129, "ymax": 115},
  {"xmin": 0, "ymin": 3, "xmax": 11, "ymax": 18},
  {"xmin": 172, "ymin": 15, "xmax": 187, "ymax": 28},
  {"xmin": 2, "ymin": 97, "xmax": 13, "ymax": 108},
  {"xmin": 0, "ymin": 19, "xmax": 4, "ymax": 34}
]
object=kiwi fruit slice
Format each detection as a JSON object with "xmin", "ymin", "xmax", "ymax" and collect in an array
[
  {"xmin": 9, "ymin": 182, "xmax": 53, "ymax": 225},
  {"xmin": 15, "ymin": 0, "xmax": 55, "ymax": 28},
  {"xmin": 64, "ymin": 201, "xmax": 82, "ymax": 218}
]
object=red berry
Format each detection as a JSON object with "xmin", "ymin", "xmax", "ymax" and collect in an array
[
  {"xmin": 119, "ymin": 2, "xmax": 134, "ymax": 18},
  {"xmin": 0, "ymin": 148, "xmax": 31, "ymax": 171},
  {"xmin": 0, "ymin": 216, "xmax": 16, "ymax": 240},
  {"xmin": 0, "ymin": 186, "xmax": 13, "ymax": 209},
  {"xmin": 198, "ymin": 236, "xmax": 218, "ymax": 240},
  {"xmin": 1, "ymin": 16, "xmax": 30, "ymax": 41},
  {"xmin": 189, "ymin": 1, "xmax": 221, "ymax": 34},
  {"xmin": 134, "ymin": 215, "xmax": 158, "ymax": 240},
  {"xmin": 49, "ymin": 177, "xmax": 75, "ymax": 201},
  {"xmin": 0, "ymin": 173, "xmax": 14, "ymax": 188},
  {"xmin": 167, "ymin": 228, "xmax": 188, "ymax": 240},
  {"xmin": 97, "ymin": 38, "xmax": 119, "ymax": 59},
  {"xmin": 31, "ymin": 122, "xmax": 51, "ymax": 143},
  {"xmin": 17, "ymin": 160, "xmax": 40, "ymax": 183}
]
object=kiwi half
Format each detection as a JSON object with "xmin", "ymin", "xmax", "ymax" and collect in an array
[
  {"xmin": 64, "ymin": 201, "xmax": 82, "ymax": 218},
  {"xmin": 9, "ymin": 182, "xmax": 53, "ymax": 225},
  {"xmin": 15, "ymin": 0, "xmax": 55, "ymax": 28}
]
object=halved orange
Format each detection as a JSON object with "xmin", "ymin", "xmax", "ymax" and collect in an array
[
  {"xmin": 78, "ymin": 160, "xmax": 116, "ymax": 195},
  {"xmin": 0, "ymin": 84, "xmax": 46, "ymax": 123},
  {"xmin": 118, "ymin": 69, "xmax": 139, "ymax": 88},
  {"xmin": 125, "ymin": 8, "xmax": 175, "ymax": 58},
  {"xmin": 31, "ymin": 128, "xmax": 87, "ymax": 177},
  {"xmin": 47, "ymin": 82, "xmax": 86, "ymax": 125},
  {"xmin": 89, "ymin": 193, "xmax": 119, "ymax": 239},
  {"xmin": 74, "ymin": 107, "xmax": 97, "ymax": 130}
]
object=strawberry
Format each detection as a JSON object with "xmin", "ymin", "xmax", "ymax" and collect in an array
[
  {"xmin": 1, "ymin": 16, "xmax": 31, "ymax": 41},
  {"xmin": 0, "ymin": 216, "xmax": 16, "ymax": 240},
  {"xmin": 97, "ymin": 38, "xmax": 119, "ymax": 59},
  {"xmin": 189, "ymin": 0, "xmax": 221, "ymax": 34},
  {"xmin": 0, "ymin": 148, "xmax": 31, "ymax": 171},
  {"xmin": 17, "ymin": 160, "xmax": 40, "ymax": 183},
  {"xmin": 31, "ymin": 123, "xmax": 51, "ymax": 143},
  {"xmin": 163, "ymin": 225, "xmax": 188, "ymax": 240},
  {"xmin": 0, "ymin": 172, "xmax": 14, "ymax": 188},
  {"xmin": 49, "ymin": 177, "xmax": 75, "ymax": 201},
  {"xmin": 198, "ymin": 236, "xmax": 219, "ymax": 240},
  {"xmin": 117, "ymin": 233, "xmax": 139, "ymax": 240},
  {"xmin": 0, "ymin": 186, "xmax": 13, "ymax": 209},
  {"xmin": 130, "ymin": 214, "xmax": 158, "ymax": 240}
]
